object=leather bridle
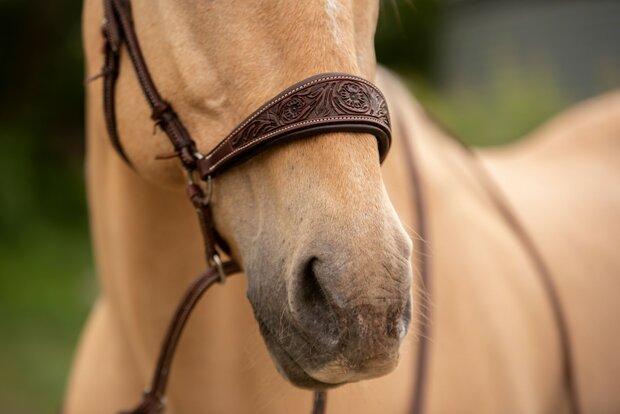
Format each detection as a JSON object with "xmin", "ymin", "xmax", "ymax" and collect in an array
[
  {"xmin": 98, "ymin": 0, "xmax": 395, "ymax": 413},
  {"xmin": 91, "ymin": 1, "xmax": 582, "ymax": 414}
]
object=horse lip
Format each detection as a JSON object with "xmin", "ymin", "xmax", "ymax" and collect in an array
[
  {"xmin": 305, "ymin": 351, "xmax": 400, "ymax": 384},
  {"xmin": 259, "ymin": 318, "xmax": 345, "ymax": 389},
  {"xmin": 258, "ymin": 314, "xmax": 401, "ymax": 388}
]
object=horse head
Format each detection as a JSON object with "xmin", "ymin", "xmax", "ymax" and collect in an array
[{"xmin": 103, "ymin": 0, "xmax": 413, "ymax": 389}]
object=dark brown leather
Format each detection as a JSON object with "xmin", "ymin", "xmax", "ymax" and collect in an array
[
  {"xmin": 312, "ymin": 391, "xmax": 327, "ymax": 414},
  {"xmin": 102, "ymin": 0, "xmax": 130, "ymax": 166},
  {"xmin": 396, "ymin": 116, "xmax": 431, "ymax": 414},
  {"xmin": 104, "ymin": 0, "xmax": 199, "ymax": 169},
  {"xmin": 120, "ymin": 262, "xmax": 241, "ymax": 414},
  {"xmin": 196, "ymin": 73, "xmax": 391, "ymax": 178},
  {"xmin": 186, "ymin": 183, "xmax": 218, "ymax": 260}
]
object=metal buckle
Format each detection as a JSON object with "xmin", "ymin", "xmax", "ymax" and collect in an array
[
  {"xmin": 185, "ymin": 170, "xmax": 213, "ymax": 206},
  {"xmin": 202, "ymin": 176, "xmax": 213, "ymax": 205},
  {"xmin": 212, "ymin": 253, "xmax": 226, "ymax": 284}
]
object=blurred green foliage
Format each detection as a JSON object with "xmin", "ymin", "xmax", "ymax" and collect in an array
[
  {"xmin": 408, "ymin": 64, "xmax": 569, "ymax": 146},
  {"xmin": 375, "ymin": 0, "xmax": 442, "ymax": 76},
  {"xmin": 0, "ymin": 0, "xmax": 94, "ymax": 412},
  {"xmin": 0, "ymin": 0, "xmax": 601, "ymax": 413}
]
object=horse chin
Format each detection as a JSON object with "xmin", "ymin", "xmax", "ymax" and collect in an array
[
  {"xmin": 257, "ymin": 317, "xmax": 402, "ymax": 390},
  {"xmin": 267, "ymin": 337, "xmax": 346, "ymax": 390}
]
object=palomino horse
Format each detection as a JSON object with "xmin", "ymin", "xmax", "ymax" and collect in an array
[{"xmin": 66, "ymin": 0, "xmax": 620, "ymax": 413}]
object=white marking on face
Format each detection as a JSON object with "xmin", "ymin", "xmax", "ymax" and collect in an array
[{"xmin": 325, "ymin": 0, "xmax": 343, "ymax": 46}]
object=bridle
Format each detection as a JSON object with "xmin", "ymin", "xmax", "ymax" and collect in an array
[
  {"xmin": 98, "ymin": 0, "xmax": 394, "ymax": 413},
  {"xmin": 91, "ymin": 1, "xmax": 582, "ymax": 414}
]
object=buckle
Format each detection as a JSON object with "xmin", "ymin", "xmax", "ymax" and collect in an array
[{"xmin": 212, "ymin": 253, "xmax": 227, "ymax": 284}]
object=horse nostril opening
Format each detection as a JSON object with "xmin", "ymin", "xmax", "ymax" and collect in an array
[{"xmin": 292, "ymin": 257, "xmax": 340, "ymax": 344}]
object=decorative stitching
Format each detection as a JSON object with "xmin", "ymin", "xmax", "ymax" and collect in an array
[
  {"xmin": 205, "ymin": 115, "xmax": 387, "ymax": 173},
  {"xmin": 204, "ymin": 74, "xmax": 387, "ymax": 159}
]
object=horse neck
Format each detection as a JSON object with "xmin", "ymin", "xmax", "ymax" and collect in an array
[{"xmin": 86, "ymin": 125, "xmax": 274, "ymax": 403}]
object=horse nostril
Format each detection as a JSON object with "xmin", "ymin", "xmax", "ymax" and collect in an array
[{"xmin": 290, "ymin": 257, "xmax": 340, "ymax": 346}]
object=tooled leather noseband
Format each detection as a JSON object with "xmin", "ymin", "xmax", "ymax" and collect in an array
[{"xmin": 99, "ymin": 0, "xmax": 392, "ymax": 413}]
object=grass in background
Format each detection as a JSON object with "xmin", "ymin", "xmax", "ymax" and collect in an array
[
  {"xmin": 404, "ymin": 63, "xmax": 570, "ymax": 146},
  {"xmin": 0, "ymin": 225, "xmax": 94, "ymax": 413},
  {"xmin": 0, "ymin": 125, "xmax": 95, "ymax": 413}
]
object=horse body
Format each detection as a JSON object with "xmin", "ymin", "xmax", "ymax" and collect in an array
[
  {"xmin": 66, "ymin": 0, "xmax": 620, "ymax": 412},
  {"xmin": 479, "ymin": 90, "xmax": 620, "ymax": 412}
]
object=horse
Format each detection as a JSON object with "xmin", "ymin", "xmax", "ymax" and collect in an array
[{"xmin": 65, "ymin": 0, "xmax": 620, "ymax": 413}]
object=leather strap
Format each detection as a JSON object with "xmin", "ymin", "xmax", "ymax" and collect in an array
[
  {"xmin": 196, "ymin": 73, "xmax": 391, "ymax": 178},
  {"xmin": 120, "ymin": 262, "xmax": 241, "ymax": 414},
  {"xmin": 101, "ymin": 0, "xmax": 131, "ymax": 166},
  {"xmin": 452, "ymin": 141, "xmax": 582, "ymax": 414},
  {"xmin": 104, "ymin": 0, "xmax": 199, "ymax": 169},
  {"xmin": 312, "ymin": 391, "xmax": 327, "ymax": 414},
  {"xmin": 397, "ymin": 117, "xmax": 431, "ymax": 414}
]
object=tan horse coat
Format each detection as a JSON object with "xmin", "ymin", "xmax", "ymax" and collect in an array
[{"xmin": 67, "ymin": 0, "xmax": 620, "ymax": 412}]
